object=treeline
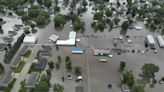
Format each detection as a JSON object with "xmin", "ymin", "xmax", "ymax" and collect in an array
[{"xmin": 4, "ymin": 34, "xmax": 25, "ymax": 64}]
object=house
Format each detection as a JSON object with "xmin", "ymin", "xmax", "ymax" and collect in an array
[
  {"xmin": 71, "ymin": 46, "xmax": 84, "ymax": 54},
  {"xmin": 25, "ymin": 72, "xmax": 39, "ymax": 88},
  {"xmin": 122, "ymin": 84, "xmax": 131, "ymax": 92},
  {"xmin": 56, "ymin": 31, "xmax": 76, "ymax": 46},
  {"xmin": 35, "ymin": 58, "xmax": 47, "ymax": 69},
  {"xmin": 19, "ymin": 45, "xmax": 28, "ymax": 56},
  {"xmin": 23, "ymin": 34, "xmax": 38, "ymax": 44},
  {"xmin": 0, "ymin": 70, "xmax": 14, "ymax": 87},
  {"xmin": 10, "ymin": 55, "xmax": 23, "ymax": 68}
]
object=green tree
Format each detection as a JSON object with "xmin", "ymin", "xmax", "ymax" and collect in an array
[
  {"xmin": 22, "ymin": 14, "xmax": 30, "ymax": 22},
  {"xmin": 44, "ymin": 0, "xmax": 51, "ymax": 8},
  {"xmin": 28, "ymin": 6, "xmax": 40, "ymax": 18},
  {"xmin": 82, "ymin": 0, "xmax": 88, "ymax": 8},
  {"xmin": 132, "ymin": 85, "xmax": 145, "ymax": 92},
  {"xmin": 113, "ymin": 17, "xmax": 120, "ymax": 25},
  {"xmin": 0, "ymin": 25, "xmax": 3, "ymax": 34},
  {"xmin": 74, "ymin": 66, "xmax": 82, "ymax": 76},
  {"xmin": 53, "ymin": 83, "xmax": 64, "ymax": 92},
  {"xmin": 73, "ymin": 19, "xmax": 85, "ymax": 31},
  {"xmin": 54, "ymin": 14, "xmax": 66, "ymax": 27},
  {"xmin": 93, "ymin": 12, "xmax": 103, "ymax": 20},
  {"xmin": 141, "ymin": 63, "xmax": 159, "ymax": 82},
  {"xmin": 121, "ymin": 21, "xmax": 129, "ymax": 31},
  {"xmin": 57, "ymin": 55, "xmax": 61, "ymax": 63},
  {"xmin": 105, "ymin": 9, "xmax": 112, "ymax": 17},
  {"xmin": 48, "ymin": 61, "xmax": 54, "ymax": 69},
  {"xmin": 123, "ymin": 71, "xmax": 135, "ymax": 88},
  {"xmin": 65, "ymin": 56, "xmax": 70, "ymax": 62},
  {"xmin": 120, "ymin": 61, "xmax": 126, "ymax": 72},
  {"xmin": 0, "ymin": 63, "xmax": 4, "ymax": 75}
]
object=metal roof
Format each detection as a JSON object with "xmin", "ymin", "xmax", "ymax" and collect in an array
[
  {"xmin": 157, "ymin": 35, "xmax": 164, "ymax": 47},
  {"xmin": 146, "ymin": 35, "xmax": 155, "ymax": 44},
  {"xmin": 0, "ymin": 70, "xmax": 13, "ymax": 87},
  {"xmin": 19, "ymin": 45, "xmax": 28, "ymax": 55}
]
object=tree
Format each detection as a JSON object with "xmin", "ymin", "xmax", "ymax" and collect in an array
[
  {"xmin": 123, "ymin": 71, "xmax": 135, "ymax": 88},
  {"xmin": 113, "ymin": 17, "xmax": 120, "ymax": 25},
  {"xmin": 132, "ymin": 85, "xmax": 145, "ymax": 92},
  {"xmin": 73, "ymin": 19, "xmax": 85, "ymax": 31},
  {"xmin": 65, "ymin": 56, "xmax": 70, "ymax": 62},
  {"xmin": 141, "ymin": 63, "xmax": 159, "ymax": 82},
  {"xmin": 44, "ymin": 0, "xmax": 51, "ymax": 8},
  {"xmin": 0, "ymin": 63, "xmax": 4, "ymax": 75},
  {"xmin": 53, "ymin": 83, "xmax": 64, "ymax": 92},
  {"xmin": 121, "ymin": 21, "xmax": 129, "ymax": 31},
  {"xmin": 93, "ymin": 12, "xmax": 103, "ymax": 20},
  {"xmin": 28, "ymin": 7, "xmax": 40, "ymax": 18},
  {"xmin": 34, "ymin": 75, "xmax": 50, "ymax": 92},
  {"xmin": 82, "ymin": 0, "xmax": 88, "ymax": 8},
  {"xmin": 74, "ymin": 66, "xmax": 82, "ymax": 76},
  {"xmin": 54, "ymin": 14, "xmax": 66, "ymax": 27},
  {"xmin": 57, "ymin": 55, "xmax": 61, "ymax": 63},
  {"xmin": 22, "ymin": 14, "xmax": 30, "ymax": 22},
  {"xmin": 120, "ymin": 61, "xmax": 126, "ymax": 72},
  {"xmin": 0, "ymin": 25, "xmax": 3, "ymax": 34},
  {"xmin": 48, "ymin": 61, "xmax": 54, "ymax": 69},
  {"xmin": 105, "ymin": 9, "xmax": 112, "ymax": 17}
]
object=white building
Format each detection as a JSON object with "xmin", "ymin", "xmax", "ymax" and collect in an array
[
  {"xmin": 157, "ymin": 35, "xmax": 164, "ymax": 48},
  {"xmin": 23, "ymin": 34, "xmax": 37, "ymax": 44},
  {"xmin": 56, "ymin": 31, "xmax": 76, "ymax": 46}
]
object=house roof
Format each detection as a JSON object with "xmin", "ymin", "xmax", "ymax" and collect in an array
[
  {"xmin": 0, "ymin": 70, "xmax": 13, "ymax": 87},
  {"xmin": 10, "ymin": 55, "xmax": 22, "ymax": 68},
  {"xmin": 35, "ymin": 58, "xmax": 47, "ymax": 69},
  {"xmin": 48, "ymin": 34, "xmax": 59, "ymax": 42},
  {"xmin": 25, "ymin": 72, "xmax": 39, "ymax": 88}
]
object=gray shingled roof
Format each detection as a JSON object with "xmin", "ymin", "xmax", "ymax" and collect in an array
[
  {"xmin": 25, "ymin": 72, "xmax": 39, "ymax": 88},
  {"xmin": 10, "ymin": 55, "xmax": 22, "ymax": 68},
  {"xmin": 19, "ymin": 45, "xmax": 28, "ymax": 55},
  {"xmin": 0, "ymin": 70, "xmax": 13, "ymax": 87}
]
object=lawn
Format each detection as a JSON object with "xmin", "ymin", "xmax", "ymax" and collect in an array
[
  {"xmin": 12, "ymin": 62, "xmax": 25, "ymax": 73},
  {"xmin": 35, "ymin": 51, "xmax": 41, "ymax": 59},
  {"xmin": 28, "ymin": 63, "xmax": 43, "ymax": 73},
  {"xmin": 0, "ymin": 78, "xmax": 16, "ymax": 92},
  {"xmin": 23, "ymin": 50, "xmax": 32, "ymax": 58}
]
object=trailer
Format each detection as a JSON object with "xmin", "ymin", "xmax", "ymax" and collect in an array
[
  {"xmin": 157, "ymin": 35, "xmax": 164, "ymax": 48},
  {"xmin": 146, "ymin": 35, "xmax": 156, "ymax": 47}
]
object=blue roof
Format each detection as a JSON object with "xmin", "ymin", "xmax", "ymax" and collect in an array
[
  {"xmin": 72, "ymin": 46, "xmax": 84, "ymax": 51},
  {"xmin": 35, "ymin": 58, "xmax": 47, "ymax": 69}
]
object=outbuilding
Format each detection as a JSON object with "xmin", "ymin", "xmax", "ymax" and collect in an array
[
  {"xmin": 122, "ymin": 84, "xmax": 131, "ymax": 92},
  {"xmin": 25, "ymin": 72, "xmax": 39, "ymax": 88}
]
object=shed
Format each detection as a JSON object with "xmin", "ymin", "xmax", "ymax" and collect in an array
[
  {"xmin": 71, "ymin": 46, "xmax": 84, "ymax": 54},
  {"xmin": 25, "ymin": 72, "xmax": 39, "ymax": 88},
  {"xmin": 134, "ymin": 26, "xmax": 142, "ymax": 30},
  {"xmin": 48, "ymin": 34, "xmax": 59, "ymax": 42},
  {"xmin": 157, "ymin": 35, "xmax": 164, "ymax": 48},
  {"xmin": 122, "ymin": 84, "xmax": 131, "ymax": 92},
  {"xmin": 23, "ymin": 34, "xmax": 37, "ymax": 44}
]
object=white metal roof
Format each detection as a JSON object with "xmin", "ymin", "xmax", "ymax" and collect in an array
[
  {"xmin": 23, "ymin": 35, "xmax": 37, "ymax": 44},
  {"xmin": 146, "ymin": 35, "xmax": 155, "ymax": 44},
  {"xmin": 157, "ymin": 35, "xmax": 164, "ymax": 47}
]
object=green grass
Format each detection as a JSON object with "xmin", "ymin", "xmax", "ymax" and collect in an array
[
  {"xmin": 0, "ymin": 78, "xmax": 16, "ymax": 92},
  {"xmin": 35, "ymin": 51, "xmax": 41, "ymax": 59},
  {"xmin": 23, "ymin": 50, "xmax": 32, "ymax": 58},
  {"xmin": 12, "ymin": 62, "xmax": 25, "ymax": 73},
  {"xmin": 28, "ymin": 63, "xmax": 43, "ymax": 73}
]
